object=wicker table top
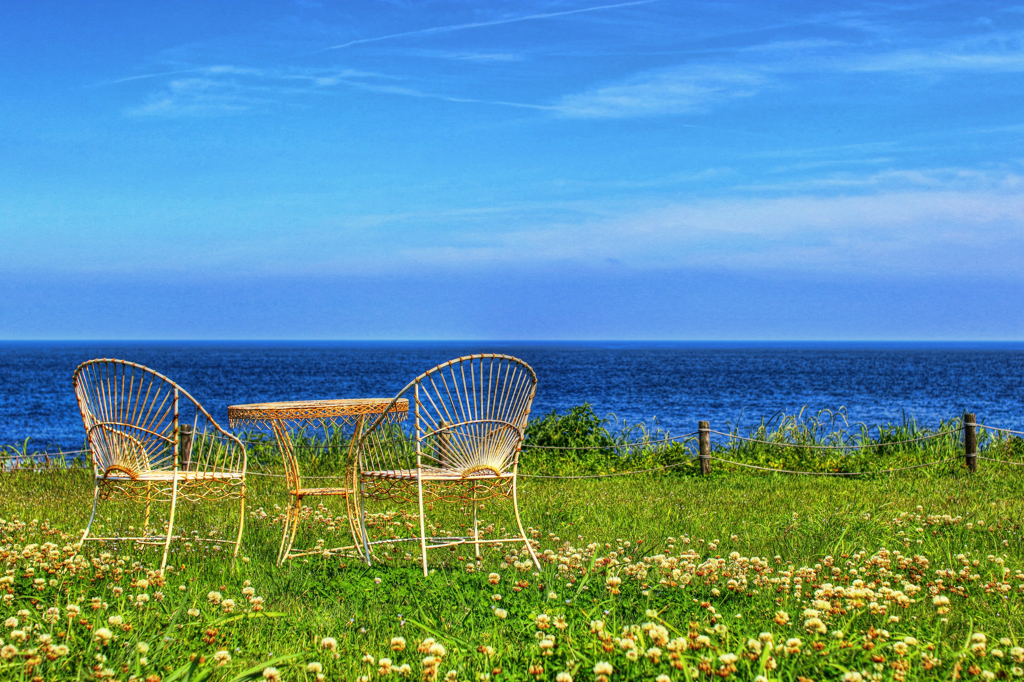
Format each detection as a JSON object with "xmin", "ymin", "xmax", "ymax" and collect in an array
[{"xmin": 228, "ymin": 398, "xmax": 408, "ymax": 429}]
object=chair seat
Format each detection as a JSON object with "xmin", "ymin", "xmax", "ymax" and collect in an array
[
  {"xmin": 294, "ymin": 486, "xmax": 354, "ymax": 497},
  {"xmin": 361, "ymin": 468, "xmax": 511, "ymax": 481},
  {"xmin": 100, "ymin": 469, "xmax": 244, "ymax": 482}
]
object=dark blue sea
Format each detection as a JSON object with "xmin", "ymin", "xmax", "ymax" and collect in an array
[{"xmin": 1, "ymin": 341, "xmax": 1022, "ymax": 451}]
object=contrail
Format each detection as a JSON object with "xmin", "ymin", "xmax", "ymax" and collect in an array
[{"xmin": 324, "ymin": 0, "xmax": 660, "ymax": 51}]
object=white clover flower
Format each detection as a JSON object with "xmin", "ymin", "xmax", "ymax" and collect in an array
[
  {"xmin": 214, "ymin": 650, "xmax": 231, "ymax": 666},
  {"xmin": 321, "ymin": 636, "xmax": 338, "ymax": 651},
  {"xmin": 390, "ymin": 636, "xmax": 406, "ymax": 651},
  {"xmin": 593, "ymin": 661, "xmax": 613, "ymax": 675},
  {"xmin": 94, "ymin": 627, "xmax": 114, "ymax": 645},
  {"xmin": 804, "ymin": 618, "xmax": 827, "ymax": 635},
  {"xmin": 494, "ymin": 608, "xmax": 508, "ymax": 619}
]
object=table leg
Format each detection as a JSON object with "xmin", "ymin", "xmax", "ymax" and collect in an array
[{"xmin": 272, "ymin": 420, "xmax": 302, "ymax": 566}]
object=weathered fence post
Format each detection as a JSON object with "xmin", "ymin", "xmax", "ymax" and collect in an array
[
  {"xmin": 699, "ymin": 421, "xmax": 710, "ymax": 475},
  {"xmin": 964, "ymin": 412, "xmax": 977, "ymax": 473},
  {"xmin": 180, "ymin": 424, "xmax": 193, "ymax": 471}
]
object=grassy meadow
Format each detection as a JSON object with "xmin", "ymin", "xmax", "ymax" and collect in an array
[{"xmin": 2, "ymin": 409, "xmax": 1024, "ymax": 681}]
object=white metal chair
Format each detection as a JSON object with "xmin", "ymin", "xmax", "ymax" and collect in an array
[
  {"xmin": 73, "ymin": 359, "xmax": 246, "ymax": 569},
  {"xmin": 354, "ymin": 354, "xmax": 541, "ymax": 576}
]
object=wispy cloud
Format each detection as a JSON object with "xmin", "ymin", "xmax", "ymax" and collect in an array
[
  {"xmin": 377, "ymin": 184, "xmax": 1024, "ymax": 280},
  {"xmin": 323, "ymin": 0, "xmax": 661, "ymax": 51},
  {"xmin": 552, "ymin": 64, "xmax": 766, "ymax": 118},
  {"xmin": 387, "ymin": 48, "xmax": 523, "ymax": 62},
  {"xmin": 734, "ymin": 167, "xmax": 1024, "ymax": 193},
  {"xmin": 851, "ymin": 42, "xmax": 1024, "ymax": 73},
  {"xmin": 121, "ymin": 63, "xmax": 547, "ymax": 116}
]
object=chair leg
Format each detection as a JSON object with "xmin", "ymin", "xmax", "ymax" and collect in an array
[
  {"xmin": 346, "ymin": 466, "xmax": 365, "ymax": 562},
  {"xmin": 233, "ymin": 485, "xmax": 246, "ymax": 559},
  {"xmin": 511, "ymin": 474, "xmax": 540, "ymax": 569},
  {"xmin": 161, "ymin": 478, "xmax": 180, "ymax": 571},
  {"xmin": 344, "ymin": 491, "xmax": 364, "ymax": 562},
  {"xmin": 417, "ymin": 475, "xmax": 428, "ymax": 577},
  {"xmin": 81, "ymin": 483, "xmax": 100, "ymax": 544},
  {"xmin": 358, "ymin": 481, "xmax": 372, "ymax": 566},
  {"xmin": 277, "ymin": 497, "xmax": 295, "ymax": 566},
  {"xmin": 283, "ymin": 497, "xmax": 303, "ymax": 564},
  {"xmin": 143, "ymin": 483, "xmax": 153, "ymax": 535},
  {"xmin": 472, "ymin": 483, "xmax": 481, "ymax": 560}
]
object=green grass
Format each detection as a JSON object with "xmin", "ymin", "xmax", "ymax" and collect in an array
[{"xmin": 2, "ymin": 410, "xmax": 1024, "ymax": 681}]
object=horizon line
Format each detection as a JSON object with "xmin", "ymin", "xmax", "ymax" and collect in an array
[{"xmin": 1, "ymin": 339, "xmax": 1022, "ymax": 345}]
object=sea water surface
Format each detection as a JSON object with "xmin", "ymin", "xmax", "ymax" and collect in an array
[{"xmin": 1, "ymin": 341, "xmax": 1022, "ymax": 451}]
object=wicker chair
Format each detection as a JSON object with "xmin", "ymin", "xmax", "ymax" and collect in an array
[
  {"xmin": 73, "ymin": 359, "xmax": 246, "ymax": 569},
  {"xmin": 354, "ymin": 354, "xmax": 541, "ymax": 575}
]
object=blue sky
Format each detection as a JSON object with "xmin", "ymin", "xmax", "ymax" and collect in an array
[{"xmin": 2, "ymin": 0, "xmax": 1022, "ymax": 340}]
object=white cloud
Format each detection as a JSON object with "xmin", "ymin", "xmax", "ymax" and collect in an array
[
  {"xmin": 552, "ymin": 64, "xmax": 766, "ymax": 118},
  {"xmin": 121, "ymin": 62, "xmax": 547, "ymax": 116},
  {"xmin": 368, "ymin": 179, "xmax": 1024, "ymax": 279},
  {"xmin": 123, "ymin": 65, "xmax": 407, "ymax": 117},
  {"xmin": 851, "ymin": 49, "xmax": 1024, "ymax": 73}
]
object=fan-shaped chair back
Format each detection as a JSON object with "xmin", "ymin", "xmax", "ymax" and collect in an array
[
  {"xmin": 74, "ymin": 359, "xmax": 245, "ymax": 480},
  {"xmin": 358, "ymin": 354, "xmax": 537, "ymax": 477}
]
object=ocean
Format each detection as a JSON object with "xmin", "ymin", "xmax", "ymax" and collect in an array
[{"xmin": 1, "ymin": 341, "xmax": 1022, "ymax": 451}]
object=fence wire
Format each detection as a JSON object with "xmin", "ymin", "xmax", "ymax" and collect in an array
[
  {"xmin": 521, "ymin": 433, "xmax": 696, "ymax": 451},
  {"xmin": 977, "ymin": 456, "xmax": 1024, "ymax": 467},
  {"xmin": 706, "ymin": 456, "xmax": 957, "ymax": 477},
  {"xmin": 979, "ymin": 425, "xmax": 1024, "ymax": 438},
  {"xmin": 706, "ymin": 427, "xmax": 962, "ymax": 451}
]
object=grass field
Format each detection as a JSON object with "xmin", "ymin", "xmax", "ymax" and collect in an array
[{"xmin": 2, "ymin": 412, "xmax": 1024, "ymax": 681}]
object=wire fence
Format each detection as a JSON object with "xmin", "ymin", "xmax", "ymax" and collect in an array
[
  {"xmin": 706, "ymin": 427, "xmax": 962, "ymax": 450},
  {"xmin": 3, "ymin": 414, "xmax": 1021, "ymax": 481}
]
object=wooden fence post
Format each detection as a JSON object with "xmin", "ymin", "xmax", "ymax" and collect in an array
[
  {"xmin": 180, "ymin": 425, "xmax": 193, "ymax": 471},
  {"xmin": 964, "ymin": 412, "xmax": 977, "ymax": 473},
  {"xmin": 699, "ymin": 421, "xmax": 710, "ymax": 475}
]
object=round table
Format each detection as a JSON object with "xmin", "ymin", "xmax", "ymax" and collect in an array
[{"xmin": 228, "ymin": 398, "xmax": 408, "ymax": 564}]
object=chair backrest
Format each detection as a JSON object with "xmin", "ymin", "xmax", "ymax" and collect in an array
[
  {"xmin": 73, "ymin": 359, "xmax": 245, "ymax": 479},
  {"xmin": 358, "ymin": 354, "xmax": 537, "ymax": 476}
]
